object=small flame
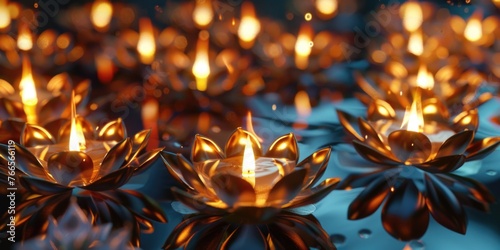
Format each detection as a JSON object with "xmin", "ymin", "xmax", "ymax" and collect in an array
[
  {"xmin": 69, "ymin": 91, "xmax": 86, "ymax": 151},
  {"xmin": 242, "ymin": 135, "xmax": 256, "ymax": 187},
  {"xmin": 193, "ymin": 0, "xmax": 213, "ymax": 28},
  {"xmin": 142, "ymin": 98, "xmax": 159, "ymax": 150},
  {"xmin": 407, "ymin": 30, "xmax": 423, "ymax": 56},
  {"xmin": 464, "ymin": 13, "xmax": 482, "ymax": 42},
  {"xmin": 246, "ymin": 111, "xmax": 263, "ymax": 142},
  {"xmin": 91, "ymin": 0, "xmax": 113, "ymax": 31},
  {"xmin": 137, "ymin": 18, "xmax": 156, "ymax": 64},
  {"xmin": 192, "ymin": 31, "xmax": 210, "ymax": 91},
  {"xmin": 95, "ymin": 54, "xmax": 115, "ymax": 83},
  {"xmin": 295, "ymin": 24, "xmax": 313, "ymax": 70},
  {"xmin": 416, "ymin": 64, "xmax": 434, "ymax": 89},
  {"xmin": 295, "ymin": 90, "xmax": 311, "ymax": 117},
  {"xmin": 237, "ymin": 2, "xmax": 260, "ymax": 49},
  {"xmin": 17, "ymin": 23, "xmax": 32, "ymax": 51},
  {"xmin": 401, "ymin": 90, "xmax": 424, "ymax": 133},
  {"xmin": 315, "ymin": 0, "xmax": 338, "ymax": 17},
  {"xmin": 401, "ymin": 1, "xmax": 423, "ymax": 32},
  {"xmin": 0, "ymin": 0, "xmax": 10, "ymax": 29},
  {"xmin": 20, "ymin": 56, "xmax": 37, "ymax": 124}
]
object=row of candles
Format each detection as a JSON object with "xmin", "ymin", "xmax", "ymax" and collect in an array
[{"xmin": 1, "ymin": 0, "xmax": 500, "ymax": 249}]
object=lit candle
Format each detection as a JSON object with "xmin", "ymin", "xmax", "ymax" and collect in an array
[
  {"xmin": 237, "ymin": 2, "xmax": 260, "ymax": 49},
  {"xmin": 401, "ymin": 0, "xmax": 423, "ymax": 33},
  {"xmin": 464, "ymin": 11, "xmax": 482, "ymax": 43},
  {"xmin": 19, "ymin": 56, "xmax": 38, "ymax": 124},
  {"xmin": 315, "ymin": 0, "xmax": 338, "ymax": 19},
  {"xmin": 407, "ymin": 30, "xmax": 423, "ymax": 56},
  {"xmin": 295, "ymin": 24, "xmax": 313, "ymax": 70},
  {"xmin": 137, "ymin": 18, "xmax": 156, "ymax": 64},
  {"xmin": 192, "ymin": 31, "xmax": 210, "ymax": 91},
  {"xmin": 193, "ymin": 0, "xmax": 213, "ymax": 28},
  {"xmin": 17, "ymin": 23, "xmax": 33, "ymax": 51},
  {"xmin": 91, "ymin": 0, "xmax": 113, "ymax": 31}
]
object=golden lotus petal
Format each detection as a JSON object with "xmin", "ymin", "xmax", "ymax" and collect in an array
[
  {"xmin": 358, "ymin": 118, "xmax": 392, "ymax": 155},
  {"xmin": 422, "ymin": 98, "xmax": 449, "ymax": 122},
  {"xmin": 286, "ymin": 177, "xmax": 340, "ymax": 208},
  {"xmin": 172, "ymin": 187, "xmax": 227, "ymax": 213},
  {"xmin": 99, "ymin": 138, "xmax": 132, "ymax": 176},
  {"xmin": 266, "ymin": 168, "xmax": 308, "ymax": 207},
  {"xmin": 0, "ymin": 79, "xmax": 14, "ymax": 96},
  {"xmin": 435, "ymin": 130, "xmax": 474, "ymax": 158},
  {"xmin": 418, "ymin": 155, "xmax": 465, "ymax": 173},
  {"xmin": 336, "ymin": 109, "xmax": 362, "ymax": 141},
  {"xmin": 466, "ymin": 137, "xmax": 500, "ymax": 161},
  {"xmin": 211, "ymin": 174, "xmax": 256, "ymax": 207},
  {"xmin": 0, "ymin": 143, "xmax": 51, "ymax": 180},
  {"xmin": 128, "ymin": 130, "xmax": 151, "ymax": 161},
  {"xmin": 367, "ymin": 99, "xmax": 396, "ymax": 121},
  {"xmin": 47, "ymin": 151, "xmax": 94, "ymax": 187},
  {"xmin": 296, "ymin": 148, "xmax": 331, "ymax": 188},
  {"xmin": 225, "ymin": 128, "xmax": 262, "ymax": 158},
  {"xmin": 46, "ymin": 73, "xmax": 72, "ymax": 93},
  {"xmin": 97, "ymin": 118, "xmax": 127, "ymax": 141},
  {"xmin": 265, "ymin": 133, "xmax": 298, "ymax": 162},
  {"xmin": 192, "ymin": 135, "xmax": 224, "ymax": 162},
  {"xmin": 356, "ymin": 73, "xmax": 383, "ymax": 100},
  {"xmin": 0, "ymin": 98, "xmax": 26, "ymax": 119},
  {"xmin": 352, "ymin": 140, "xmax": 400, "ymax": 165},
  {"xmin": 388, "ymin": 130, "xmax": 432, "ymax": 165},
  {"xmin": 452, "ymin": 110, "xmax": 478, "ymax": 132},
  {"xmin": 21, "ymin": 124, "xmax": 55, "ymax": 147}
]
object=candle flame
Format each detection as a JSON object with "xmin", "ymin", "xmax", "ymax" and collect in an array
[
  {"xmin": 464, "ymin": 13, "xmax": 482, "ymax": 42},
  {"xmin": 295, "ymin": 90, "xmax": 311, "ymax": 117},
  {"xmin": 69, "ymin": 91, "xmax": 86, "ymax": 151},
  {"xmin": 0, "ymin": 0, "xmax": 10, "ymax": 29},
  {"xmin": 237, "ymin": 2, "xmax": 260, "ymax": 49},
  {"xmin": 20, "ymin": 56, "xmax": 38, "ymax": 124},
  {"xmin": 416, "ymin": 64, "xmax": 434, "ymax": 89},
  {"xmin": 246, "ymin": 111, "xmax": 263, "ymax": 142},
  {"xmin": 242, "ymin": 135, "xmax": 256, "ymax": 187},
  {"xmin": 137, "ymin": 18, "xmax": 156, "ymax": 64},
  {"xmin": 407, "ymin": 30, "xmax": 423, "ymax": 56},
  {"xmin": 315, "ymin": 0, "xmax": 337, "ymax": 17},
  {"xmin": 193, "ymin": 0, "xmax": 213, "ymax": 28},
  {"xmin": 295, "ymin": 24, "xmax": 313, "ymax": 70},
  {"xmin": 401, "ymin": 1, "xmax": 423, "ymax": 32},
  {"xmin": 91, "ymin": 0, "xmax": 113, "ymax": 31},
  {"xmin": 17, "ymin": 23, "xmax": 32, "ymax": 51},
  {"xmin": 401, "ymin": 90, "xmax": 424, "ymax": 133},
  {"xmin": 192, "ymin": 32, "xmax": 210, "ymax": 91}
]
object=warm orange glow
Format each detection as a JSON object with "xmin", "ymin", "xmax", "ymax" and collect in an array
[
  {"xmin": 69, "ymin": 92, "xmax": 86, "ymax": 151},
  {"xmin": 401, "ymin": 91, "xmax": 424, "ymax": 133},
  {"xmin": 17, "ymin": 23, "xmax": 32, "ymax": 51},
  {"xmin": 237, "ymin": 2, "xmax": 260, "ymax": 49},
  {"xmin": 0, "ymin": 0, "xmax": 10, "ymax": 29},
  {"xmin": 494, "ymin": 0, "xmax": 500, "ymax": 8},
  {"xmin": 137, "ymin": 18, "xmax": 156, "ymax": 64},
  {"xmin": 295, "ymin": 90, "xmax": 312, "ymax": 117},
  {"xmin": 407, "ymin": 30, "xmax": 423, "ymax": 56},
  {"xmin": 95, "ymin": 54, "xmax": 115, "ymax": 83},
  {"xmin": 416, "ymin": 64, "xmax": 434, "ymax": 89},
  {"xmin": 192, "ymin": 32, "xmax": 210, "ymax": 91},
  {"xmin": 91, "ymin": 0, "xmax": 113, "ymax": 31},
  {"xmin": 193, "ymin": 0, "xmax": 213, "ymax": 28},
  {"xmin": 401, "ymin": 1, "xmax": 423, "ymax": 32},
  {"xmin": 315, "ymin": 0, "xmax": 338, "ymax": 17},
  {"xmin": 142, "ymin": 98, "xmax": 159, "ymax": 150},
  {"xmin": 464, "ymin": 13, "xmax": 482, "ymax": 42},
  {"xmin": 242, "ymin": 135, "xmax": 256, "ymax": 187},
  {"xmin": 20, "ymin": 56, "xmax": 37, "ymax": 124},
  {"xmin": 295, "ymin": 24, "xmax": 314, "ymax": 70}
]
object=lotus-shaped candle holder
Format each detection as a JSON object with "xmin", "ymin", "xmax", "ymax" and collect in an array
[
  {"xmin": 161, "ymin": 128, "xmax": 339, "ymax": 248},
  {"xmin": 336, "ymin": 108, "xmax": 499, "ymax": 240},
  {"xmin": 16, "ymin": 200, "xmax": 137, "ymax": 250},
  {"xmin": 0, "ymin": 117, "xmax": 166, "ymax": 246}
]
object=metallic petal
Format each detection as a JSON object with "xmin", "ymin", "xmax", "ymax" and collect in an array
[
  {"xmin": 348, "ymin": 176, "xmax": 391, "ymax": 219},
  {"xmin": 337, "ymin": 169, "xmax": 398, "ymax": 190},
  {"xmin": 21, "ymin": 124, "xmax": 56, "ymax": 146},
  {"xmin": 381, "ymin": 181, "xmax": 429, "ymax": 241},
  {"xmin": 46, "ymin": 73, "xmax": 72, "ymax": 93},
  {"xmin": 47, "ymin": 151, "xmax": 94, "ymax": 186},
  {"xmin": 275, "ymin": 213, "xmax": 335, "ymax": 250},
  {"xmin": 127, "ymin": 129, "xmax": 151, "ymax": 161},
  {"xmin": 185, "ymin": 223, "xmax": 232, "ymax": 250},
  {"xmin": 465, "ymin": 137, "xmax": 500, "ymax": 161},
  {"xmin": 269, "ymin": 222, "xmax": 308, "ymax": 249},
  {"xmin": 387, "ymin": 130, "xmax": 432, "ymax": 165},
  {"xmin": 0, "ymin": 143, "xmax": 49, "ymax": 179},
  {"xmin": 452, "ymin": 110, "xmax": 478, "ymax": 132},
  {"xmin": 97, "ymin": 118, "xmax": 127, "ymax": 141},
  {"xmin": 435, "ymin": 130, "xmax": 474, "ymax": 158},
  {"xmin": 99, "ymin": 138, "xmax": 132, "ymax": 176},
  {"xmin": 436, "ymin": 174, "xmax": 493, "ymax": 211},
  {"xmin": 160, "ymin": 151, "xmax": 208, "ymax": 193},
  {"xmin": 286, "ymin": 177, "xmax": 340, "ymax": 208},
  {"xmin": 336, "ymin": 109, "xmax": 363, "ymax": 141},
  {"xmin": 221, "ymin": 225, "xmax": 267, "ymax": 250},
  {"xmin": 418, "ymin": 155, "xmax": 465, "ymax": 173},
  {"xmin": 163, "ymin": 214, "xmax": 224, "ymax": 249},
  {"xmin": 131, "ymin": 148, "xmax": 163, "ymax": 174},
  {"xmin": 224, "ymin": 128, "xmax": 262, "ymax": 158},
  {"xmin": 352, "ymin": 140, "xmax": 400, "ymax": 165},
  {"xmin": 0, "ymin": 118, "xmax": 25, "ymax": 143},
  {"xmin": 211, "ymin": 174, "xmax": 256, "ymax": 207},
  {"xmin": 266, "ymin": 168, "xmax": 308, "ymax": 206},
  {"xmin": 20, "ymin": 176, "xmax": 72, "ymax": 195},
  {"xmin": 171, "ymin": 187, "xmax": 227, "ymax": 213},
  {"xmin": 424, "ymin": 174, "xmax": 467, "ymax": 234},
  {"xmin": 192, "ymin": 134, "xmax": 225, "ymax": 162},
  {"xmin": 81, "ymin": 167, "xmax": 135, "ymax": 191},
  {"xmin": 265, "ymin": 133, "xmax": 299, "ymax": 162},
  {"xmin": 358, "ymin": 118, "xmax": 392, "ymax": 155},
  {"xmin": 422, "ymin": 98, "xmax": 449, "ymax": 122},
  {"xmin": 367, "ymin": 99, "xmax": 396, "ymax": 121},
  {"xmin": 295, "ymin": 147, "xmax": 331, "ymax": 188}
]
